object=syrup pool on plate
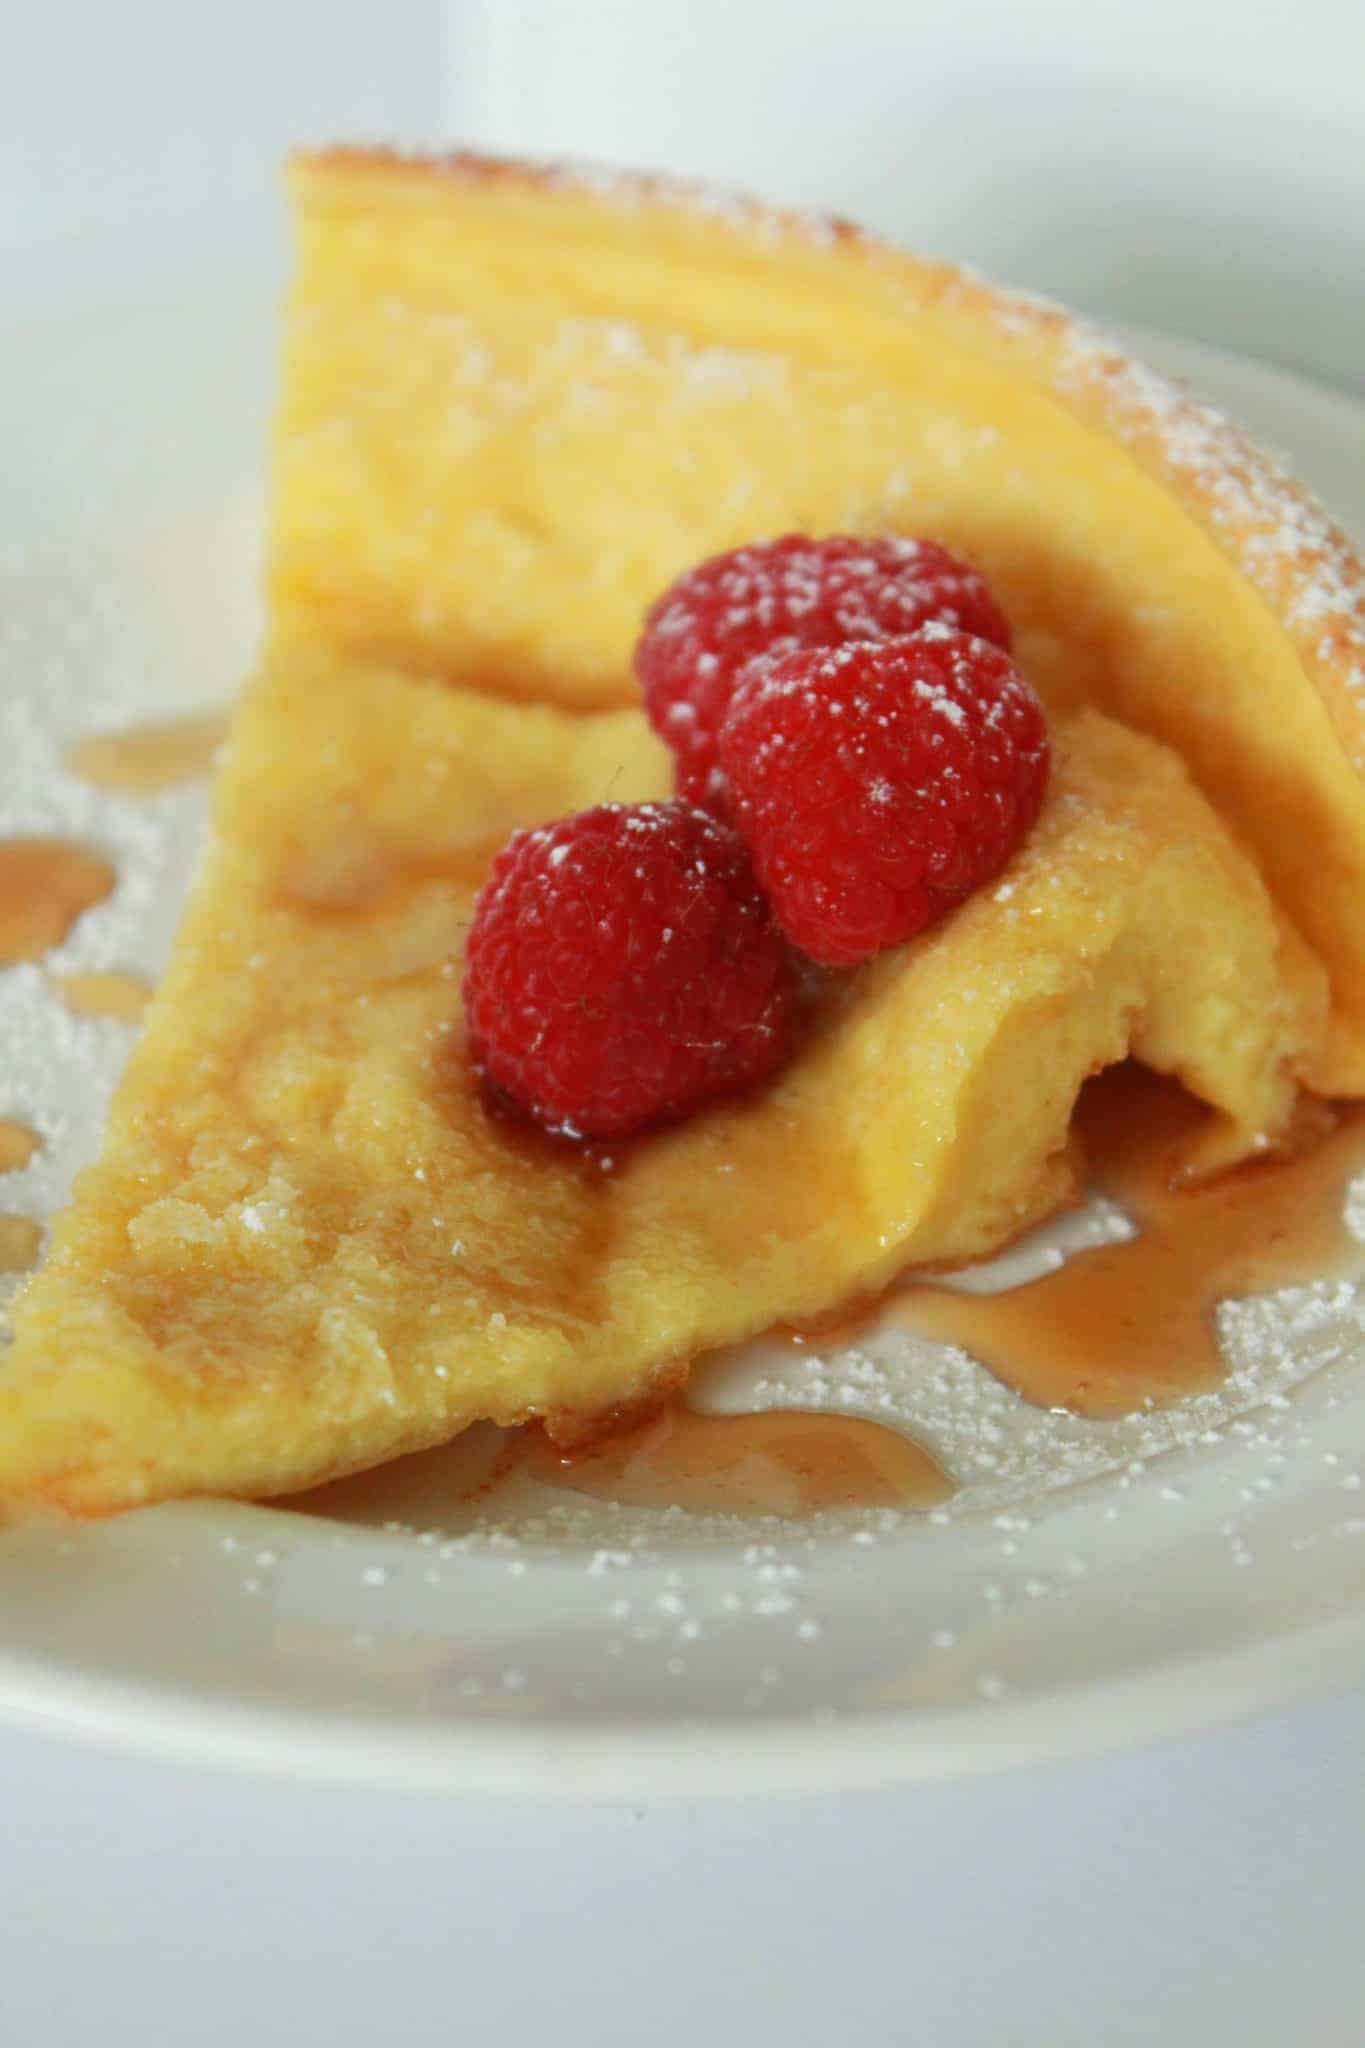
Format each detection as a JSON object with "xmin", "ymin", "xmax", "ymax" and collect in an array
[
  {"xmin": 0, "ymin": 1122, "xmax": 42, "ymax": 1174},
  {"xmin": 894, "ymin": 1064, "xmax": 1365, "ymax": 1417},
  {"xmin": 0, "ymin": 838, "xmax": 116, "ymax": 966},
  {"xmin": 52, "ymin": 970, "xmax": 153, "ymax": 1024},
  {"xmin": 519, "ymin": 1405, "xmax": 952, "ymax": 1516},
  {"xmin": 287, "ymin": 1064, "xmax": 1365, "ymax": 1534},
  {"xmin": 0, "ymin": 1217, "xmax": 43, "ymax": 1276},
  {"xmin": 290, "ymin": 1409, "xmax": 951, "ymax": 1529},
  {"xmin": 63, "ymin": 712, "xmax": 226, "ymax": 794}
]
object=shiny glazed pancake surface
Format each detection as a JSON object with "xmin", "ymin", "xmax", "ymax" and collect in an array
[{"xmin": 3, "ymin": 148, "xmax": 1363, "ymax": 1515}]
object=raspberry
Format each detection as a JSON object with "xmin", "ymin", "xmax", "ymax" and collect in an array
[
  {"xmin": 719, "ymin": 630, "xmax": 1050, "ymax": 967},
  {"xmin": 462, "ymin": 801, "xmax": 796, "ymax": 1140},
  {"xmin": 634, "ymin": 534, "xmax": 1011, "ymax": 809}
]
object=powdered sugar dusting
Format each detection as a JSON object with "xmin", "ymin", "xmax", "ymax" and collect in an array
[
  {"xmin": 0, "ymin": 297, "xmax": 262, "ymax": 1317},
  {"xmin": 328, "ymin": 145, "xmax": 851, "ymax": 254},
  {"xmin": 347, "ymin": 147, "xmax": 1365, "ymax": 761},
  {"xmin": 316, "ymin": 147, "xmax": 1365, "ymax": 780},
  {"xmin": 948, "ymin": 277, "xmax": 1365, "ymax": 756},
  {"xmin": 634, "ymin": 534, "xmax": 1012, "ymax": 811}
]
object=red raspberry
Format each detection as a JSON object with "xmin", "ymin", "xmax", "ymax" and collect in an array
[
  {"xmin": 462, "ymin": 801, "xmax": 796, "ymax": 1140},
  {"xmin": 719, "ymin": 629, "xmax": 1050, "ymax": 967},
  {"xmin": 633, "ymin": 534, "xmax": 1011, "ymax": 809}
]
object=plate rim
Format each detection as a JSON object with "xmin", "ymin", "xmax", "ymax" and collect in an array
[{"xmin": 1, "ymin": 1592, "xmax": 1361, "ymax": 1801}]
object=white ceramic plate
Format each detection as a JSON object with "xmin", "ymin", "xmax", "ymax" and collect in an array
[{"xmin": 1, "ymin": 291, "xmax": 1363, "ymax": 1799}]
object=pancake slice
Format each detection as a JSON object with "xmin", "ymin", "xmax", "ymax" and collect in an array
[
  {"xmin": 0, "ymin": 637, "xmax": 1323, "ymax": 1514},
  {"xmin": 3, "ymin": 149, "xmax": 1361, "ymax": 1517}
]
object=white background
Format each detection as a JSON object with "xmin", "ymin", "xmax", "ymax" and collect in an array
[
  {"xmin": 6, "ymin": 0, "xmax": 1362, "ymax": 385},
  {"xmin": 2, "ymin": 4, "xmax": 1363, "ymax": 2042},
  {"xmin": 3, "ymin": 1696, "xmax": 1365, "ymax": 2047},
  {"xmin": 453, "ymin": 0, "xmax": 1365, "ymax": 392}
]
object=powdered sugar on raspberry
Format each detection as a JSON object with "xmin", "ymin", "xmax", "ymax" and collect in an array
[
  {"xmin": 635, "ymin": 535, "xmax": 1011, "ymax": 810},
  {"xmin": 463, "ymin": 799, "xmax": 795, "ymax": 1138},
  {"xmin": 721, "ymin": 632, "xmax": 1050, "ymax": 965}
]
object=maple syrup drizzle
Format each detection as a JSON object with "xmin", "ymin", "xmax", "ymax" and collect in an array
[
  {"xmin": 291, "ymin": 1405, "xmax": 949, "ymax": 1529},
  {"xmin": 64, "ymin": 712, "xmax": 226, "ymax": 794},
  {"xmin": 893, "ymin": 1064, "xmax": 1365, "ymax": 1418},
  {"xmin": 0, "ymin": 1215, "xmax": 43, "ymax": 1275},
  {"xmin": 523, "ymin": 1406, "xmax": 951, "ymax": 1516},
  {"xmin": 290, "ymin": 1068, "xmax": 1365, "ymax": 1527},
  {"xmin": 0, "ymin": 1120, "xmax": 41, "ymax": 1174},
  {"xmin": 0, "ymin": 838, "xmax": 116, "ymax": 966},
  {"xmin": 53, "ymin": 970, "xmax": 152, "ymax": 1024},
  {"xmin": 287, "ymin": 1423, "xmax": 519, "ymax": 1532}
]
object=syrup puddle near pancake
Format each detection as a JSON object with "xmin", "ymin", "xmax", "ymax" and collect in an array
[
  {"xmin": 0, "ymin": 838, "xmax": 116, "ymax": 965},
  {"xmin": 52, "ymin": 969, "xmax": 152, "ymax": 1024},
  {"xmin": 894, "ymin": 1065, "xmax": 1365, "ymax": 1419},
  {"xmin": 0, "ymin": 1122, "xmax": 42, "ymax": 1174},
  {"xmin": 520, "ymin": 1407, "xmax": 952, "ymax": 1515},
  {"xmin": 0, "ymin": 1217, "xmax": 43, "ymax": 1275},
  {"xmin": 287, "ymin": 1070, "xmax": 1365, "ymax": 1533},
  {"xmin": 0, "ymin": 832, "xmax": 138, "ymax": 1295},
  {"xmin": 291, "ymin": 1407, "xmax": 952, "ymax": 1529},
  {"xmin": 63, "ymin": 712, "xmax": 226, "ymax": 795}
]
